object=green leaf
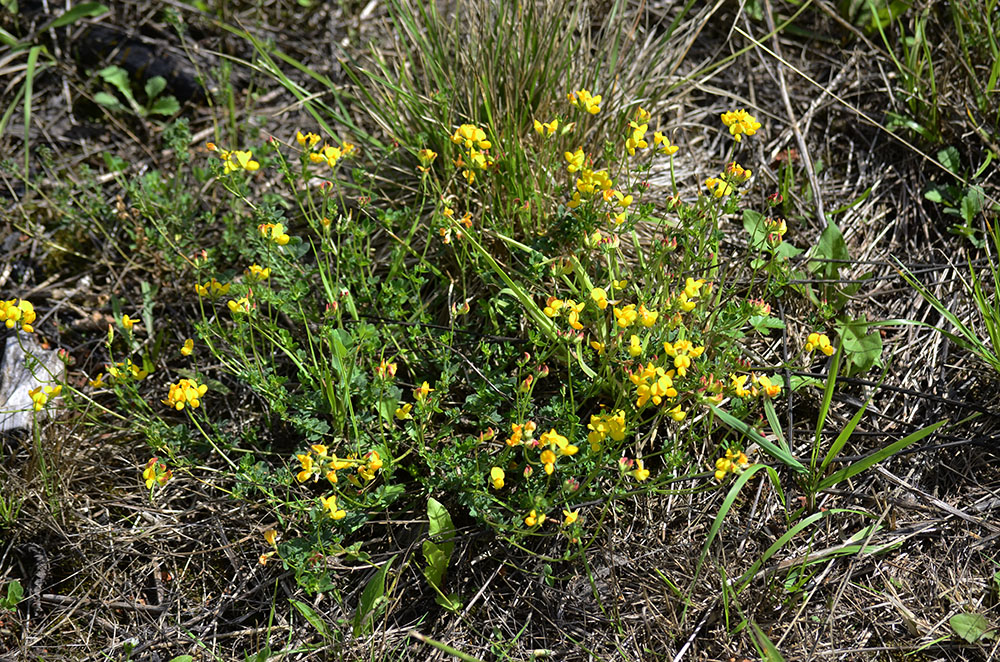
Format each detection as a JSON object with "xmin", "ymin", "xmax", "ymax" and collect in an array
[
  {"xmin": 148, "ymin": 95, "xmax": 181, "ymax": 117},
  {"xmin": 710, "ymin": 406, "xmax": 807, "ymax": 473},
  {"xmin": 99, "ymin": 65, "xmax": 131, "ymax": 96},
  {"xmin": 837, "ymin": 318, "xmax": 883, "ymax": 374},
  {"xmin": 923, "ymin": 187, "xmax": 946, "ymax": 204},
  {"xmin": 145, "ymin": 75, "xmax": 167, "ymax": 100},
  {"xmin": 167, "ymin": 657, "xmax": 194, "ymax": 662},
  {"xmin": 817, "ymin": 418, "xmax": 947, "ymax": 491},
  {"xmin": 950, "ymin": 612, "xmax": 996, "ymax": 643},
  {"xmin": 808, "ymin": 221, "xmax": 849, "ymax": 279},
  {"xmin": 937, "ymin": 146, "xmax": 961, "ymax": 175},
  {"xmin": 751, "ymin": 621, "xmax": 787, "ymax": 662},
  {"xmin": 93, "ymin": 91, "xmax": 125, "ymax": 112},
  {"xmin": 960, "ymin": 186, "xmax": 985, "ymax": 224},
  {"xmin": 289, "ymin": 598, "xmax": 330, "ymax": 639},
  {"xmin": 2, "ymin": 580, "xmax": 23, "ymax": 609},
  {"xmin": 742, "ymin": 209, "xmax": 768, "ymax": 249},
  {"xmin": 353, "ymin": 555, "xmax": 395, "ymax": 636},
  {"xmin": 423, "ymin": 497, "xmax": 456, "ymax": 591},
  {"xmin": 46, "ymin": 3, "xmax": 108, "ymax": 29}
]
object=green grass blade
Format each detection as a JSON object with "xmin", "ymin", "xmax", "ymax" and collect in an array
[
  {"xmin": 711, "ymin": 406, "xmax": 807, "ymax": 474},
  {"xmin": 23, "ymin": 45, "xmax": 40, "ymax": 178},
  {"xmin": 762, "ymin": 398, "xmax": 791, "ymax": 456},
  {"xmin": 817, "ymin": 418, "xmax": 948, "ymax": 491},
  {"xmin": 813, "ymin": 335, "xmax": 844, "ymax": 455}
]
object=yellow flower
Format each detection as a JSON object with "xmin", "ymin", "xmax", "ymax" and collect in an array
[
  {"xmin": 590, "ymin": 288, "xmax": 612, "ymax": 310},
  {"xmin": 705, "ymin": 177, "xmax": 733, "ymax": 198},
  {"xmin": 258, "ymin": 222, "xmax": 290, "ymax": 245},
  {"xmin": 451, "ymin": 124, "xmax": 492, "ymax": 150},
  {"xmin": 227, "ymin": 297, "xmax": 252, "ymax": 315},
  {"xmin": 730, "ymin": 373, "xmax": 751, "ymax": 398},
  {"xmin": 634, "ymin": 106, "xmax": 651, "ymax": 123},
  {"xmin": 562, "ymin": 509, "xmax": 579, "ymax": 525},
  {"xmin": 28, "ymin": 384, "xmax": 62, "ymax": 411},
  {"xmin": 668, "ymin": 404, "xmax": 686, "ymax": 422},
  {"xmin": 590, "ymin": 340, "xmax": 605, "ymax": 355},
  {"xmin": 587, "ymin": 409, "xmax": 626, "ymax": 451},
  {"xmin": 245, "ymin": 264, "xmax": 270, "ymax": 281},
  {"xmin": 87, "ymin": 372, "xmax": 106, "ymax": 389},
  {"xmin": 715, "ymin": 449, "xmax": 751, "ymax": 480},
  {"xmin": 625, "ymin": 122, "xmax": 648, "ymax": 155},
  {"xmin": 751, "ymin": 373, "xmax": 781, "ymax": 398},
  {"xmin": 628, "ymin": 335, "xmax": 643, "ymax": 358},
  {"xmin": 143, "ymin": 457, "xmax": 172, "ymax": 489},
  {"xmin": 638, "ymin": 304, "xmax": 658, "ymax": 327},
  {"xmin": 377, "ymin": 359, "xmax": 398, "ymax": 379},
  {"xmin": 107, "ymin": 358, "xmax": 149, "ymax": 382},
  {"xmin": 613, "ymin": 190, "xmax": 633, "ymax": 208},
  {"xmin": 414, "ymin": 381, "xmax": 434, "ymax": 402},
  {"xmin": 263, "ymin": 528, "xmax": 279, "ymax": 547},
  {"xmin": 564, "ymin": 147, "xmax": 585, "ymax": 173},
  {"xmin": 613, "ymin": 304, "xmax": 637, "ymax": 328},
  {"xmin": 320, "ymin": 494, "xmax": 346, "ymax": 520},
  {"xmin": 395, "ymin": 403, "xmax": 413, "ymax": 420},
  {"xmin": 631, "ymin": 459, "xmax": 650, "ymax": 482},
  {"xmin": 533, "ymin": 118, "xmax": 559, "ymax": 136},
  {"xmin": 524, "ymin": 509, "xmax": 547, "ymax": 527},
  {"xmin": 180, "ymin": 339, "xmax": 194, "ymax": 356},
  {"xmin": 490, "ymin": 467, "xmax": 505, "ymax": 489},
  {"xmin": 720, "ymin": 109, "xmax": 762, "ymax": 142},
  {"xmin": 222, "ymin": 149, "xmax": 260, "ymax": 174},
  {"xmin": 565, "ymin": 299, "xmax": 585, "ymax": 330},
  {"xmin": 805, "ymin": 332, "xmax": 835, "ymax": 356},
  {"xmin": 195, "ymin": 279, "xmax": 231, "ymax": 299},
  {"xmin": 121, "ymin": 314, "xmax": 138, "ymax": 331},
  {"xmin": 163, "ymin": 377, "xmax": 208, "ymax": 411},
  {"xmin": 296, "ymin": 131, "xmax": 321, "ymax": 148},
  {"xmin": 540, "ymin": 448, "xmax": 557, "ymax": 475},
  {"xmin": 653, "ymin": 131, "xmax": 679, "ymax": 155},
  {"xmin": 0, "ymin": 299, "xmax": 36, "ymax": 333},
  {"xmin": 568, "ymin": 89, "xmax": 601, "ymax": 114}
]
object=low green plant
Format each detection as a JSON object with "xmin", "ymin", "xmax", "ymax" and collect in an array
[
  {"xmin": 0, "ymin": 580, "xmax": 22, "ymax": 611},
  {"xmin": 93, "ymin": 66, "xmax": 181, "ymax": 119}
]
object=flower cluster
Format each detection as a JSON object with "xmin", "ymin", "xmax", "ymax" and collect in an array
[
  {"xmin": 143, "ymin": 457, "xmax": 173, "ymax": 489},
  {"xmin": 720, "ymin": 109, "xmax": 762, "ymax": 142},
  {"xmin": 533, "ymin": 118, "xmax": 560, "ymax": 137},
  {"xmin": 320, "ymin": 494, "xmax": 347, "ymax": 520},
  {"xmin": 662, "ymin": 339, "xmax": 706, "ymax": 377},
  {"xmin": 245, "ymin": 264, "xmax": 270, "ymax": 281},
  {"xmin": 295, "ymin": 444, "xmax": 383, "ymax": 487},
  {"xmin": 299, "ymin": 131, "xmax": 356, "ymax": 169},
  {"xmin": 538, "ymin": 427, "xmax": 578, "ymax": 475},
  {"xmin": 567, "ymin": 89, "xmax": 602, "ymax": 114},
  {"xmin": 195, "ymin": 278, "xmax": 231, "ymax": 299},
  {"xmin": 28, "ymin": 384, "xmax": 61, "ymax": 411},
  {"xmin": 714, "ymin": 449, "xmax": 751, "ymax": 481},
  {"xmin": 505, "ymin": 420, "xmax": 537, "ymax": 447},
  {"xmin": 676, "ymin": 277, "xmax": 709, "ymax": 313},
  {"xmin": 449, "ymin": 123, "xmax": 494, "ymax": 184},
  {"xmin": 805, "ymin": 332, "xmax": 835, "ymax": 356},
  {"xmin": 163, "ymin": 378, "xmax": 208, "ymax": 410},
  {"xmin": 586, "ymin": 409, "xmax": 626, "ymax": 451},
  {"xmin": 417, "ymin": 148, "xmax": 438, "ymax": 172},
  {"xmin": 258, "ymin": 222, "xmax": 290, "ymax": 245},
  {"xmin": 729, "ymin": 373, "xmax": 782, "ymax": 398},
  {"xmin": 542, "ymin": 296, "xmax": 586, "ymax": 331},
  {"xmin": 0, "ymin": 298, "xmax": 36, "ymax": 332},
  {"xmin": 207, "ymin": 143, "xmax": 260, "ymax": 174},
  {"xmin": 629, "ymin": 362, "xmax": 678, "ymax": 408},
  {"xmin": 108, "ymin": 358, "xmax": 149, "ymax": 381},
  {"xmin": 653, "ymin": 131, "xmax": 679, "ymax": 155}
]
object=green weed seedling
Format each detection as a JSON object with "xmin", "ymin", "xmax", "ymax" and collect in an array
[
  {"xmin": 94, "ymin": 66, "xmax": 181, "ymax": 119},
  {"xmin": 0, "ymin": 580, "xmax": 23, "ymax": 611},
  {"xmin": 422, "ymin": 498, "xmax": 461, "ymax": 612}
]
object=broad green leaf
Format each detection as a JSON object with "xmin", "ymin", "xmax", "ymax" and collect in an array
[
  {"xmin": 423, "ymin": 498, "xmax": 455, "ymax": 591},
  {"xmin": 960, "ymin": 186, "xmax": 985, "ymax": 224},
  {"xmin": 950, "ymin": 612, "xmax": 996, "ymax": 643},
  {"xmin": 353, "ymin": 555, "xmax": 395, "ymax": 636},
  {"xmin": 838, "ymin": 318, "xmax": 883, "ymax": 374},
  {"xmin": 936, "ymin": 146, "xmax": 961, "ymax": 175},
  {"xmin": 290, "ymin": 598, "xmax": 330, "ymax": 638},
  {"xmin": 2, "ymin": 580, "xmax": 23, "ymax": 608},
  {"xmin": 99, "ymin": 65, "xmax": 131, "ymax": 96},
  {"xmin": 145, "ymin": 75, "xmax": 167, "ymax": 100},
  {"xmin": 93, "ymin": 92, "xmax": 125, "ymax": 111},
  {"xmin": 808, "ymin": 221, "xmax": 849, "ymax": 279},
  {"xmin": 148, "ymin": 95, "xmax": 180, "ymax": 117},
  {"xmin": 167, "ymin": 657, "xmax": 194, "ymax": 662},
  {"xmin": 47, "ymin": 3, "xmax": 108, "ymax": 29},
  {"xmin": 742, "ymin": 209, "xmax": 768, "ymax": 249}
]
